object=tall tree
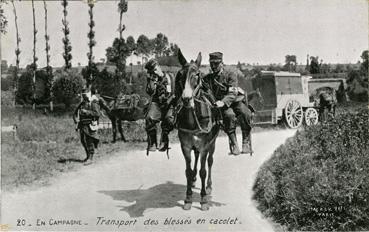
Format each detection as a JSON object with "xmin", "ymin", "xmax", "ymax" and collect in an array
[
  {"xmin": 360, "ymin": 50, "xmax": 368, "ymax": 76},
  {"xmin": 153, "ymin": 33, "xmax": 168, "ymax": 57},
  {"xmin": 309, "ymin": 56, "xmax": 320, "ymax": 74},
  {"xmin": 62, "ymin": 0, "xmax": 72, "ymax": 69},
  {"xmin": 43, "ymin": 0, "xmax": 53, "ymax": 110},
  {"xmin": 86, "ymin": 0, "xmax": 96, "ymax": 88},
  {"xmin": 31, "ymin": 0, "xmax": 38, "ymax": 109},
  {"xmin": 126, "ymin": 35, "xmax": 136, "ymax": 81},
  {"xmin": 136, "ymin": 34, "xmax": 151, "ymax": 65},
  {"xmin": 118, "ymin": 0, "xmax": 128, "ymax": 39},
  {"xmin": 283, "ymin": 55, "xmax": 297, "ymax": 72},
  {"xmin": 11, "ymin": 0, "xmax": 21, "ymax": 106},
  {"xmin": 43, "ymin": 0, "xmax": 51, "ymax": 74},
  {"xmin": 106, "ymin": 38, "xmax": 130, "ymax": 78}
]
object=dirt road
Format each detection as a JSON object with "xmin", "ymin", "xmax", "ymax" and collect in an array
[{"xmin": 2, "ymin": 129, "xmax": 296, "ymax": 231}]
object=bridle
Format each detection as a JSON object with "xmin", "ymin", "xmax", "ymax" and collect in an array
[{"xmin": 178, "ymin": 66, "xmax": 214, "ymax": 134}]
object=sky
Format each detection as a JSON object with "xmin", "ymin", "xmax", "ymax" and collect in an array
[{"xmin": 1, "ymin": 0, "xmax": 368, "ymax": 68}]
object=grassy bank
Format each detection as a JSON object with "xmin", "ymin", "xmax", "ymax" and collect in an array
[
  {"xmin": 1, "ymin": 106, "xmax": 152, "ymax": 192},
  {"xmin": 253, "ymin": 104, "xmax": 368, "ymax": 231}
]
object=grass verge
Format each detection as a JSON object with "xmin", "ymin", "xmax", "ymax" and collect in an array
[{"xmin": 253, "ymin": 103, "xmax": 368, "ymax": 231}]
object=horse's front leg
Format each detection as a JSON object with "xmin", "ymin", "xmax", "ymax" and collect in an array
[
  {"xmin": 192, "ymin": 151, "xmax": 199, "ymax": 187},
  {"xmin": 117, "ymin": 120, "xmax": 127, "ymax": 142},
  {"xmin": 199, "ymin": 151, "xmax": 209, "ymax": 211},
  {"xmin": 206, "ymin": 143, "xmax": 215, "ymax": 195},
  {"xmin": 182, "ymin": 146, "xmax": 194, "ymax": 210},
  {"xmin": 112, "ymin": 119, "xmax": 117, "ymax": 143}
]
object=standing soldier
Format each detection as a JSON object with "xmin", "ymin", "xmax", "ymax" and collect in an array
[
  {"xmin": 203, "ymin": 52, "xmax": 252, "ymax": 155},
  {"xmin": 144, "ymin": 59, "xmax": 175, "ymax": 153},
  {"xmin": 73, "ymin": 88, "xmax": 100, "ymax": 163}
]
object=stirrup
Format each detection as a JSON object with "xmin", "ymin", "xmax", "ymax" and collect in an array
[{"xmin": 146, "ymin": 145, "xmax": 156, "ymax": 156}]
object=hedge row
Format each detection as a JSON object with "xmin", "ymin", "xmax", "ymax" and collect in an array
[{"xmin": 253, "ymin": 108, "xmax": 369, "ymax": 231}]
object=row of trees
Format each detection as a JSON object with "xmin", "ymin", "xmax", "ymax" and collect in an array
[
  {"xmin": 2, "ymin": 0, "xmax": 131, "ymax": 109},
  {"xmin": 3, "ymin": 0, "xmax": 182, "ymax": 108},
  {"xmin": 105, "ymin": 33, "xmax": 180, "ymax": 73},
  {"xmin": 238, "ymin": 52, "xmax": 368, "ymax": 76}
]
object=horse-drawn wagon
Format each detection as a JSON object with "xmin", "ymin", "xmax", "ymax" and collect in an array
[{"xmin": 249, "ymin": 71, "xmax": 346, "ymax": 128}]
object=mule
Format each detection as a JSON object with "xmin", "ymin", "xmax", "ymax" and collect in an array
[
  {"xmin": 176, "ymin": 50, "xmax": 220, "ymax": 211},
  {"xmin": 98, "ymin": 96, "xmax": 146, "ymax": 142}
]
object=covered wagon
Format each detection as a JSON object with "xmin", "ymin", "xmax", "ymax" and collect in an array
[{"xmin": 249, "ymin": 71, "xmax": 346, "ymax": 128}]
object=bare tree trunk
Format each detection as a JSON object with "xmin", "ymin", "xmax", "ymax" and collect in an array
[
  {"xmin": 43, "ymin": 0, "xmax": 53, "ymax": 111},
  {"xmin": 31, "ymin": 0, "xmax": 37, "ymax": 110},
  {"xmin": 87, "ymin": 1, "xmax": 95, "ymax": 90},
  {"xmin": 11, "ymin": 0, "xmax": 20, "ymax": 107},
  {"xmin": 119, "ymin": 12, "xmax": 123, "ymax": 40}
]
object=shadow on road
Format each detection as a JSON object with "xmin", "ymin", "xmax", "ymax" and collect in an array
[
  {"xmin": 57, "ymin": 158, "xmax": 85, "ymax": 163},
  {"xmin": 99, "ymin": 181, "xmax": 225, "ymax": 217}
]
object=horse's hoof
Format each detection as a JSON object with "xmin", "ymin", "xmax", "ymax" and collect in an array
[
  {"xmin": 206, "ymin": 187, "xmax": 212, "ymax": 195},
  {"xmin": 111, "ymin": 140, "xmax": 116, "ymax": 144},
  {"xmin": 183, "ymin": 203, "xmax": 192, "ymax": 210},
  {"xmin": 201, "ymin": 203, "xmax": 209, "ymax": 211}
]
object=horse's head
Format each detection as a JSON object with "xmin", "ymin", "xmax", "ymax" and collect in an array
[{"xmin": 177, "ymin": 49, "xmax": 202, "ymax": 108}]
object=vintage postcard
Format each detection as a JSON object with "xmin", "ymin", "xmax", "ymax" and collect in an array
[{"xmin": 1, "ymin": 0, "xmax": 368, "ymax": 231}]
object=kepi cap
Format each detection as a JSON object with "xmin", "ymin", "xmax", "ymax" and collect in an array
[
  {"xmin": 145, "ymin": 59, "xmax": 158, "ymax": 71},
  {"xmin": 209, "ymin": 52, "xmax": 223, "ymax": 62}
]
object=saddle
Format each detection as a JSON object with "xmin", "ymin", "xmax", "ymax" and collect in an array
[{"xmin": 114, "ymin": 94, "xmax": 140, "ymax": 110}]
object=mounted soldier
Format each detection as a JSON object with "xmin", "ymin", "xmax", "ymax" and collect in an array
[
  {"xmin": 202, "ymin": 52, "xmax": 252, "ymax": 155},
  {"xmin": 73, "ymin": 88, "xmax": 100, "ymax": 164},
  {"xmin": 144, "ymin": 59, "xmax": 175, "ymax": 153}
]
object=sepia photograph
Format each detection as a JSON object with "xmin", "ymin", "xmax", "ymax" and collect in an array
[{"xmin": 0, "ymin": 0, "xmax": 368, "ymax": 231}]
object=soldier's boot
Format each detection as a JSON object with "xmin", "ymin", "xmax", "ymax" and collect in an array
[
  {"xmin": 241, "ymin": 131, "xmax": 252, "ymax": 154},
  {"xmin": 228, "ymin": 133, "xmax": 240, "ymax": 156},
  {"xmin": 147, "ymin": 130, "xmax": 157, "ymax": 152},
  {"xmin": 83, "ymin": 152, "xmax": 93, "ymax": 165},
  {"xmin": 158, "ymin": 132, "xmax": 169, "ymax": 152}
]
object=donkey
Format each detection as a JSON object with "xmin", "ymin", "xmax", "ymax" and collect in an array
[
  {"xmin": 98, "ymin": 96, "xmax": 146, "ymax": 143},
  {"xmin": 176, "ymin": 50, "xmax": 220, "ymax": 211}
]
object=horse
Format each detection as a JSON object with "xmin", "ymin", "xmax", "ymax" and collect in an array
[
  {"xmin": 175, "ymin": 50, "xmax": 220, "ymax": 211},
  {"xmin": 98, "ymin": 95, "xmax": 147, "ymax": 142}
]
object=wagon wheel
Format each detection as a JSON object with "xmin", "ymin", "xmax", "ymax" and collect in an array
[
  {"xmin": 284, "ymin": 100, "xmax": 303, "ymax": 128},
  {"xmin": 304, "ymin": 108, "xmax": 319, "ymax": 126}
]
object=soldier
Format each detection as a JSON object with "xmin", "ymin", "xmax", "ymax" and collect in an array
[
  {"xmin": 73, "ymin": 88, "xmax": 100, "ymax": 163},
  {"xmin": 203, "ymin": 52, "xmax": 252, "ymax": 155},
  {"xmin": 144, "ymin": 59, "xmax": 175, "ymax": 152}
]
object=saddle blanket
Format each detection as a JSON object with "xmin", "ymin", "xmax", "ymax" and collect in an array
[{"xmin": 114, "ymin": 94, "xmax": 140, "ymax": 110}]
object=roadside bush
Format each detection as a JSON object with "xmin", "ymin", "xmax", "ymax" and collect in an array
[
  {"xmin": 93, "ymin": 68, "xmax": 126, "ymax": 97},
  {"xmin": 15, "ymin": 66, "xmax": 54, "ymax": 105},
  {"xmin": 253, "ymin": 109, "xmax": 369, "ymax": 231},
  {"xmin": 16, "ymin": 68, "xmax": 33, "ymax": 104},
  {"xmin": 52, "ymin": 69, "xmax": 83, "ymax": 109},
  {"xmin": 1, "ymin": 75, "xmax": 14, "ymax": 91}
]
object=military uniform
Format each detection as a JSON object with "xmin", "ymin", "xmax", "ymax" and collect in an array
[
  {"xmin": 203, "ymin": 52, "xmax": 252, "ymax": 155},
  {"xmin": 145, "ymin": 59, "xmax": 175, "ymax": 152},
  {"xmin": 73, "ymin": 92, "xmax": 100, "ymax": 162}
]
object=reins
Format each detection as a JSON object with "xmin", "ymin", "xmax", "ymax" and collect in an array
[{"xmin": 178, "ymin": 78, "xmax": 215, "ymax": 134}]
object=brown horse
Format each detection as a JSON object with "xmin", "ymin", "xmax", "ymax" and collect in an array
[
  {"xmin": 98, "ymin": 96, "xmax": 146, "ymax": 142},
  {"xmin": 176, "ymin": 50, "xmax": 220, "ymax": 211}
]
